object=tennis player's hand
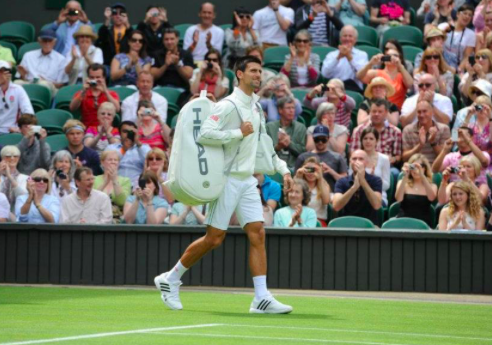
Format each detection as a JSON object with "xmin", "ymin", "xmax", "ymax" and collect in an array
[
  {"xmin": 240, "ymin": 122, "xmax": 254, "ymax": 137},
  {"xmin": 283, "ymin": 174, "xmax": 293, "ymax": 193}
]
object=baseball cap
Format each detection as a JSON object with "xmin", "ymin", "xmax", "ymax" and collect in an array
[
  {"xmin": 313, "ymin": 125, "xmax": 329, "ymax": 138},
  {"xmin": 0, "ymin": 60, "xmax": 11, "ymax": 70},
  {"xmin": 38, "ymin": 29, "xmax": 57, "ymax": 40},
  {"xmin": 111, "ymin": 2, "xmax": 126, "ymax": 11}
]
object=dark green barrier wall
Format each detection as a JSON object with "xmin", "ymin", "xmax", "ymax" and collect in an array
[{"xmin": 1, "ymin": 224, "xmax": 491, "ymax": 294}]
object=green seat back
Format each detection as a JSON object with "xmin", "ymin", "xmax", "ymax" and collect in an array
[
  {"xmin": 54, "ymin": 85, "xmax": 83, "ymax": 110},
  {"xmin": 175, "ymin": 23, "xmax": 193, "ymax": 46},
  {"xmin": 388, "ymin": 202, "xmax": 400, "ymax": 218},
  {"xmin": 345, "ymin": 90, "xmax": 364, "ymax": 109},
  {"xmin": 382, "ymin": 217, "xmax": 430, "ymax": 230},
  {"xmin": 0, "ymin": 133, "xmax": 22, "ymax": 146},
  {"xmin": 292, "ymin": 89, "xmax": 309, "ymax": 103},
  {"xmin": 45, "ymin": 134, "xmax": 69, "ymax": 153},
  {"xmin": 17, "ymin": 42, "xmax": 40, "ymax": 62},
  {"xmin": 0, "ymin": 21, "xmax": 35, "ymax": 46},
  {"xmin": 357, "ymin": 45, "xmax": 382, "ymax": 60},
  {"xmin": 356, "ymin": 25, "xmax": 378, "ymax": 47},
  {"xmin": 93, "ymin": 23, "xmax": 103, "ymax": 34},
  {"xmin": 263, "ymin": 46, "xmax": 290, "ymax": 71},
  {"xmin": 220, "ymin": 24, "xmax": 232, "ymax": 31},
  {"xmin": 108, "ymin": 86, "xmax": 137, "ymax": 102},
  {"xmin": 381, "ymin": 26, "xmax": 423, "ymax": 48},
  {"xmin": 311, "ymin": 46, "xmax": 336, "ymax": 61},
  {"xmin": 328, "ymin": 216, "xmax": 376, "ymax": 229},
  {"xmin": 171, "ymin": 114, "xmax": 179, "ymax": 129},
  {"xmin": 22, "ymin": 84, "xmax": 52, "ymax": 111},
  {"xmin": 402, "ymin": 46, "xmax": 423, "ymax": 66},
  {"xmin": 224, "ymin": 68, "xmax": 236, "ymax": 95},
  {"xmin": 432, "ymin": 173, "xmax": 442, "ymax": 189},
  {"xmin": 0, "ymin": 41, "xmax": 17, "ymax": 61},
  {"xmin": 35, "ymin": 109, "xmax": 73, "ymax": 128}
]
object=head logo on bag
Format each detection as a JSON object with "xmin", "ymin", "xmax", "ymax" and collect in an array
[{"xmin": 192, "ymin": 108, "xmax": 208, "ymax": 176}]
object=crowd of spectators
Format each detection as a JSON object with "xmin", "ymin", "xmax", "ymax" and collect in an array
[{"xmin": 1, "ymin": 0, "xmax": 492, "ymax": 231}]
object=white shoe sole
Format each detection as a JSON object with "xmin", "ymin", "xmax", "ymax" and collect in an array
[
  {"xmin": 154, "ymin": 274, "xmax": 183, "ymax": 310},
  {"xmin": 249, "ymin": 307, "xmax": 293, "ymax": 314}
]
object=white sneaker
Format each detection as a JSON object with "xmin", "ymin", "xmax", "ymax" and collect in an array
[
  {"xmin": 249, "ymin": 292, "xmax": 293, "ymax": 314},
  {"xmin": 154, "ymin": 272, "xmax": 183, "ymax": 310}
]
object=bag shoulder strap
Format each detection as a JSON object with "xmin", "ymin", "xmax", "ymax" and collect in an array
[{"xmin": 222, "ymin": 98, "xmax": 242, "ymax": 176}]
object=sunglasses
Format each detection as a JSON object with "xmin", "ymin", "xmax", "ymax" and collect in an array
[
  {"xmin": 295, "ymin": 39, "xmax": 310, "ymax": 43},
  {"xmin": 121, "ymin": 129, "xmax": 135, "ymax": 134},
  {"xmin": 2, "ymin": 97, "xmax": 9, "ymax": 110},
  {"xmin": 477, "ymin": 54, "xmax": 489, "ymax": 60},
  {"xmin": 314, "ymin": 137, "xmax": 328, "ymax": 143},
  {"xmin": 33, "ymin": 177, "xmax": 49, "ymax": 183},
  {"xmin": 238, "ymin": 14, "xmax": 251, "ymax": 19},
  {"xmin": 147, "ymin": 157, "xmax": 163, "ymax": 161},
  {"xmin": 418, "ymin": 83, "xmax": 432, "ymax": 89},
  {"xmin": 206, "ymin": 58, "xmax": 219, "ymax": 62},
  {"xmin": 424, "ymin": 55, "xmax": 440, "ymax": 60},
  {"xmin": 3, "ymin": 155, "xmax": 19, "ymax": 159},
  {"xmin": 471, "ymin": 89, "xmax": 484, "ymax": 96},
  {"xmin": 131, "ymin": 38, "xmax": 144, "ymax": 43}
]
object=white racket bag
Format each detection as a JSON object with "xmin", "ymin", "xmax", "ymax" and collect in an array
[{"xmin": 164, "ymin": 91, "xmax": 227, "ymax": 206}]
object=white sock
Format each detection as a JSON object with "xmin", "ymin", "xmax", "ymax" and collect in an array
[
  {"xmin": 167, "ymin": 260, "xmax": 188, "ymax": 283},
  {"xmin": 253, "ymin": 275, "xmax": 268, "ymax": 300}
]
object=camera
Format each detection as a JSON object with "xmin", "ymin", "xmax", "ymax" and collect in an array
[
  {"xmin": 32, "ymin": 125, "xmax": 41, "ymax": 134},
  {"xmin": 207, "ymin": 62, "xmax": 213, "ymax": 69},
  {"xmin": 321, "ymin": 84, "xmax": 329, "ymax": 92},
  {"xmin": 151, "ymin": 11, "xmax": 159, "ymax": 17},
  {"xmin": 469, "ymin": 55, "xmax": 476, "ymax": 66},
  {"xmin": 88, "ymin": 79, "xmax": 98, "ymax": 87},
  {"xmin": 409, "ymin": 164, "xmax": 416, "ymax": 170},
  {"xmin": 450, "ymin": 167, "xmax": 459, "ymax": 174},
  {"xmin": 67, "ymin": 9, "xmax": 79, "ymax": 16},
  {"xmin": 475, "ymin": 104, "xmax": 483, "ymax": 111},
  {"xmin": 138, "ymin": 178, "xmax": 147, "ymax": 189},
  {"xmin": 143, "ymin": 108, "xmax": 153, "ymax": 116},
  {"xmin": 127, "ymin": 130, "xmax": 135, "ymax": 141},
  {"xmin": 381, "ymin": 55, "xmax": 392, "ymax": 62},
  {"xmin": 56, "ymin": 169, "xmax": 67, "ymax": 180},
  {"xmin": 305, "ymin": 167, "xmax": 315, "ymax": 173}
]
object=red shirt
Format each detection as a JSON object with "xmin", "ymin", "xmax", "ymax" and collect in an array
[{"xmin": 74, "ymin": 89, "xmax": 120, "ymax": 127}]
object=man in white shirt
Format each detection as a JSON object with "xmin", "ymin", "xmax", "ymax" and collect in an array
[
  {"xmin": 400, "ymin": 73, "xmax": 453, "ymax": 127},
  {"xmin": 253, "ymin": 0, "xmax": 294, "ymax": 47},
  {"xmin": 0, "ymin": 61, "xmax": 34, "ymax": 134},
  {"xmin": 321, "ymin": 25, "xmax": 368, "ymax": 92},
  {"xmin": 60, "ymin": 167, "xmax": 112, "ymax": 224},
  {"xmin": 183, "ymin": 3, "xmax": 225, "ymax": 62},
  {"xmin": 15, "ymin": 29, "xmax": 68, "ymax": 96},
  {"xmin": 121, "ymin": 71, "xmax": 168, "ymax": 124},
  {"xmin": 154, "ymin": 56, "xmax": 294, "ymax": 314}
]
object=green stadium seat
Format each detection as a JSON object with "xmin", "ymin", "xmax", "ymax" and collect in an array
[
  {"xmin": 0, "ymin": 133, "xmax": 23, "ymax": 146},
  {"xmin": 108, "ymin": 86, "xmax": 137, "ymax": 101},
  {"xmin": 402, "ymin": 46, "xmax": 423, "ymax": 66},
  {"xmin": 220, "ymin": 24, "xmax": 232, "ymax": 31},
  {"xmin": 311, "ymin": 46, "xmax": 336, "ymax": 62},
  {"xmin": 175, "ymin": 23, "xmax": 193, "ymax": 46},
  {"xmin": 388, "ymin": 202, "xmax": 400, "ymax": 218},
  {"xmin": 345, "ymin": 90, "xmax": 364, "ymax": 109},
  {"xmin": 292, "ymin": 89, "xmax": 309, "ymax": 103},
  {"xmin": 17, "ymin": 42, "xmax": 41, "ymax": 62},
  {"xmin": 0, "ymin": 41, "xmax": 17, "ymax": 62},
  {"xmin": 382, "ymin": 217, "xmax": 430, "ymax": 230},
  {"xmin": 356, "ymin": 25, "xmax": 378, "ymax": 47},
  {"xmin": 93, "ymin": 23, "xmax": 104, "ymax": 34},
  {"xmin": 263, "ymin": 46, "xmax": 290, "ymax": 71},
  {"xmin": 171, "ymin": 114, "xmax": 179, "ymax": 129},
  {"xmin": 262, "ymin": 67, "xmax": 278, "ymax": 76},
  {"xmin": 381, "ymin": 26, "xmax": 423, "ymax": 48},
  {"xmin": 22, "ymin": 84, "xmax": 52, "ymax": 112},
  {"xmin": 45, "ymin": 134, "xmax": 68, "ymax": 153},
  {"xmin": 54, "ymin": 85, "xmax": 83, "ymax": 111},
  {"xmin": 357, "ymin": 45, "xmax": 382, "ymax": 60},
  {"xmin": 224, "ymin": 68, "xmax": 236, "ymax": 95},
  {"xmin": 0, "ymin": 21, "xmax": 35, "ymax": 46},
  {"xmin": 328, "ymin": 216, "xmax": 376, "ymax": 229},
  {"xmin": 153, "ymin": 86, "xmax": 182, "ymax": 121},
  {"xmin": 35, "ymin": 109, "xmax": 73, "ymax": 131}
]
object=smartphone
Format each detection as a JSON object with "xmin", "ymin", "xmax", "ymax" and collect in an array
[
  {"xmin": 138, "ymin": 178, "xmax": 147, "ymax": 189},
  {"xmin": 409, "ymin": 164, "xmax": 415, "ymax": 171},
  {"xmin": 469, "ymin": 55, "xmax": 476, "ymax": 66},
  {"xmin": 127, "ymin": 130, "xmax": 135, "ymax": 141},
  {"xmin": 278, "ymin": 128, "xmax": 286, "ymax": 135},
  {"xmin": 451, "ymin": 129, "xmax": 458, "ymax": 142},
  {"xmin": 381, "ymin": 55, "xmax": 392, "ymax": 62}
]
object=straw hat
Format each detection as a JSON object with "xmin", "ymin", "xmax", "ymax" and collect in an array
[
  {"xmin": 364, "ymin": 77, "xmax": 395, "ymax": 99},
  {"xmin": 73, "ymin": 25, "xmax": 98, "ymax": 41},
  {"xmin": 425, "ymin": 27, "xmax": 446, "ymax": 42}
]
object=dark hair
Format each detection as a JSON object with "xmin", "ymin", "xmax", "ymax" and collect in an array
[
  {"xmin": 457, "ymin": 4, "xmax": 474, "ymax": 13},
  {"xmin": 137, "ymin": 100, "xmax": 155, "ymax": 110},
  {"xmin": 124, "ymin": 30, "xmax": 148, "ymax": 58},
  {"xmin": 360, "ymin": 127, "xmax": 380, "ymax": 149},
  {"xmin": 234, "ymin": 55, "xmax": 262, "ymax": 80},
  {"xmin": 18, "ymin": 113, "xmax": 37, "ymax": 127},
  {"xmin": 145, "ymin": 5, "xmax": 160, "ymax": 12},
  {"xmin": 384, "ymin": 39, "xmax": 406, "ymax": 62},
  {"xmin": 232, "ymin": 6, "xmax": 251, "ymax": 28},
  {"xmin": 204, "ymin": 48, "xmax": 224, "ymax": 74},
  {"xmin": 459, "ymin": 126, "xmax": 474, "ymax": 137},
  {"xmin": 74, "ymin": 167, "xmax": 93, "ymax": 181},
  {"xmin": 163, "ymin": 28, "xmax": 179, "ymax": 38},
  {"xmin": 139, "ymin": 170, "xmax": 160, "ymax": 195},
  {"xmin": 87, "ymin": 63, "xmax": 106, "ymax": 77},
  {"xmin": 370, "ymin": 98, "xmax": 390, "ymax": 110},
  {"xmin": 119, "ymin": 120, "xmax": 137, "ymax": 133}
]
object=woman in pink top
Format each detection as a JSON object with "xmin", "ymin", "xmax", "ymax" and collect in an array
[
  {"xmin": 136, "ymin": 100, "xmax": 170, "ymax": 151},
  {"xmin": 473, "ymin": 0, "xmax": 492, "ymax": 33},
  {"xmin": 356, "ymin": 48, "xmax": 413, "ymax": 110}
]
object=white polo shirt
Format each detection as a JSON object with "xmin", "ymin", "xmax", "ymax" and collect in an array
[
  {"xmin": 17, "ymin": 49, "xmax": 69, "ymax": 83},
  {"xmin": 253, "ymin": 5, "xmax": 294, "ymax": 46},
  {"xmin": 121, "ymin": 91, "xmax": 168, "ymax": 124},
  {"xmin": 183, "ymin": 24, "xmax": 225, "ymax": 62},
  {"xmin": 401, "ymin": 93, "xmax": 454, "ymax": 124},
  {"xmin": 0, "ymin": 83, "xmax": 34, "ymax": 134}
]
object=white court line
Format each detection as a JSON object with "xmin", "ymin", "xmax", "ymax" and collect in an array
[
  {"xmin": 146, "ymin": 331, "xmax": 431, "ymax": 345},
  {"xmin": 0, "ymin": 324, "xmax": 222, "ymax": 345},
  {"xmin": 225, "ymin": 324, "xmax": 492, "ymax": 342}
]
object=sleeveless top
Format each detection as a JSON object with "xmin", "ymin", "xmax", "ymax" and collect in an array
[
  {"xmin": 446, "ymin": 209, "xmax": 477, "ymax": 230},
  {"xmin": 397, "ymin": 194, "xmax": 433, "ymax": 227},
  {"xmin": 376, "ymin": 69, "xmax": 407, "ymax": 110}
]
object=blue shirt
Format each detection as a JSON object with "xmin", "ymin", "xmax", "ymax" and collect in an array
[
  {"xmin": 15, "ymin": 194, "xmax": 60, "ymax": 223},
  {"xmin": 260, "ymin": 97, "xmax": 302, "ymax": 123},
  {"xmin": 106, "ymin": 143, "xmax": 151, "ymax": 182},
  {"xmin": 125, "ymin": 195, "xmax": 169, "ymax": 224},
  {"xmin": 66, "ymin": 146, "xmax": 103, "ymax": 176},
  {"xmin": 273, "ymin": 206, "xmax": 317, "ymax": 228},
  {"xmin": 261, "ymin": 175, "xmax": 281, "ymax": 204},
  {"xmin": 50, "ymin": 20, "xmax": 93, "ymax": 56}
]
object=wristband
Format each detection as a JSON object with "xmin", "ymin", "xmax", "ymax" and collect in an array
[{"xmin": 308, "ymin": 14, "xmax": 314, "ymax": 21}]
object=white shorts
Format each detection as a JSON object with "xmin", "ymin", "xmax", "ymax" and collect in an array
[{"xmin": 205, "ymin": 175, "xmax": 264, "ymax": 230}]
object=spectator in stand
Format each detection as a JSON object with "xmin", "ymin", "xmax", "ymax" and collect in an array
[
  {"xmin": 475, "ymin": 10, "xmax": 492, "ymax": 50},
  {"xmin": 395, "ymin": 154, "xmax": 437, "ymax": 228},
  {"xmin": 96, "ymin": 3, "xmax": 133, "ymax": 66},
  {"xmin": 184, "ymin": 3, "xmax": 224, "ymax": 62},
  {"xmin": 190, "ymin": 49, "xmax": 230, "ymax": 101},
  {"xmin": 136, "ymin": 100, "xmax": 170, "ymax": 151},
  {"xmin": 333, "ymin": 149, "xmax": 383, "ymax": 224},
  {"xmin": 358, "ymin": 77, "xmax": 399, "ymax": 126},
  {"xmin": 280, "ymin": 30, "xmax": 320, "ymax": 88},
  {"xmin": 254, "ymin": 173, "xmax": 282, "ymax": 210},
  {"xmin": 414, "ymin": 48, "xmax": 455, "ymax": 98},
  {"xmin": 442, "ymin": 4, "xmax": 476, "ymax": 72},
  {"xmin": 63, "ymin": 120, "xmax": 103, "ymax": 176},
  {"xmin": 94, "ymin": 150, "xmax": 132, "ymax": 221},
  {"xmin": 438, "ymin": 154, "xmax": 490, "ymax": 205},
  {"xmin": 328, "ymin": 0, "xmax": 367, "ymax": 27},
  {"xmin": 16, "ymin": 169, "xmax": 60, "ymax": 224},
  {"xmin": 49, "ymin": 1, "xmax": 91, "ymax": 57},
  {"xmin": 438, "ymin": 181, "xmax": 485, "ymax": 230},
  {"xmin": 304, "ymin": 79, "xmax": 355, "ymax": 129},
  {"xmin": 224, "ymin": 7, "xmax": 259, "ymax": 69},
  {"xmin": 459, "ymin": 49, "xmax": 492, "ymax": 96},
  {"xmin": 402, "ymin": 100, "xmax": 451, "ymax": 164},
  {"xmin": 0, "ymin": 192, "xmax": 11, "ymax": 222},
  {"xmin": 321, "ymin": 25, "xmax": 368, "ymax": 92},
  {"xmin": 123, "ymin": 171, "xmax": 168, "ymax": 224},
  {"xmin": 83, "ymin": 102, "xmax": 121, "ymax": 155},
  {"xmin": 258, "ymin": 74, "xmax": 302, "ymax": 122},
  {"xmin": 417, "ymin": 0, "xmax": 437, "ymax": 19},
  {"xmin": 16, "ymin": 114, "xmax": 51, "ymax": 175},
  {"xmin": 274, "ymin": 178, "xmax": 317, "ymax": 227},
  {"xmin": 144, "ymin": 148, "xmax": 173, "ymax": 202},
  {"xmin": 170, "ymin": 202, "xmax": 206, "ymax": 225},
  {"xmin": 473, "ymin": 0, "xmax": 492, "ymax": 33},
  {"xmin": 253, "ymin": 0, "xmax": 294, "ymax": 49},
  {"xmin": 70, "ymin": 64, "xmax": 120, "ymax": 127},
  {"xmin": 370, "ymin": 0, "xmax": 410, "ymax": 38},
  {"xmin": 305, "ymin": 102, "xmax": 349, "ymax": 156},
  {"xmin": 454, "ymin": 81, "xmax": 492, "ymax": 130},
  {"xmin": 383, "ymin": 39, "xmax": 414, "ymax": 74},
  {"xmin": 295, "ymin": 0, "xmax": 344, "ymax": 46},
  {"xmin": 64, "ymin": 25, "xmax": 103, "ymax": 85},
  {"xmin": 150, "ymin": 28, "xmax": 194, "ymax": 101},
  {"xmin": 295, "ymin": 156, "xmax": 331, "ymax": 226},
  {"xmin": 296, "ymin": 125, "xmax": 348, "ymax": 191},
  {"xmin": 414, "ymin": 28, "xmax": 454, "ymax": 69},
  {"xmin": 400, "ymin": 73, "xmax": 453, "ymax": 127},
  {"xmin": 106, "ymin": 121, "xmax": 151, "ymax": 182},
  {"xmin": 351, "ymin": 99, "xmax": 402, "ymax": 179},
  {"xmin": 121, "ymin": 71, "xmax": 168, "ymax": 125},
  {"xmin": 266, "ymin": 96, "xmax": 307, "ymax": 170},
  {"xmin": 0, "ymin": 146, "xmax": 28, "ymax": 212},
  {"xmin": 424, "ymin": 0, "xmax": 457, "ymax": 33},
  {"xmin": 0, "ymin": 61, "xmax": 34, "ymax": 134},
  {"xmin": 15, "ymin": 29, "xmax": 68, "ymax": 96},
  {"xmin": 137, "ymin": 6, "xmax": 172, "ymax": 57},
  {"xmin": 110, "ymin": 30, "xmax": 152, "ymax": 86},
  {"xmin": 357, "ymin": 49, "xmax": 413, "ymax": 110},
  {"xmin": 49, "ymin": 150, "xmax": 77, "ymax": 202},
  {"xmin": 0, "ymin": 40, "xmax": 15, "ymax": 67},
  {"xmin": 60, "ymin": 167, "xmax": 113, "ymax": 224}
]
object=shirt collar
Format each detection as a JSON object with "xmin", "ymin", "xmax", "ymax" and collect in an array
[{"xmin": 234, "ymin": 87, "xmax": 260, "ymax": 105}]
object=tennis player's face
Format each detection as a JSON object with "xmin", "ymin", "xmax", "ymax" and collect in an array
[{"xmin": 241, "ymin": 62, "xmax": 262, "ymax": 90}]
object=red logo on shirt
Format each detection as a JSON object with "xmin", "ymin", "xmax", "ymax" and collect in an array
[
  {"xmin": 9, "ymin": 96, "xmax": 14, "ymax": 102},
  {"xmin": 210, "ymin": 115, "xmax": 219, "ymax": 122}
]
